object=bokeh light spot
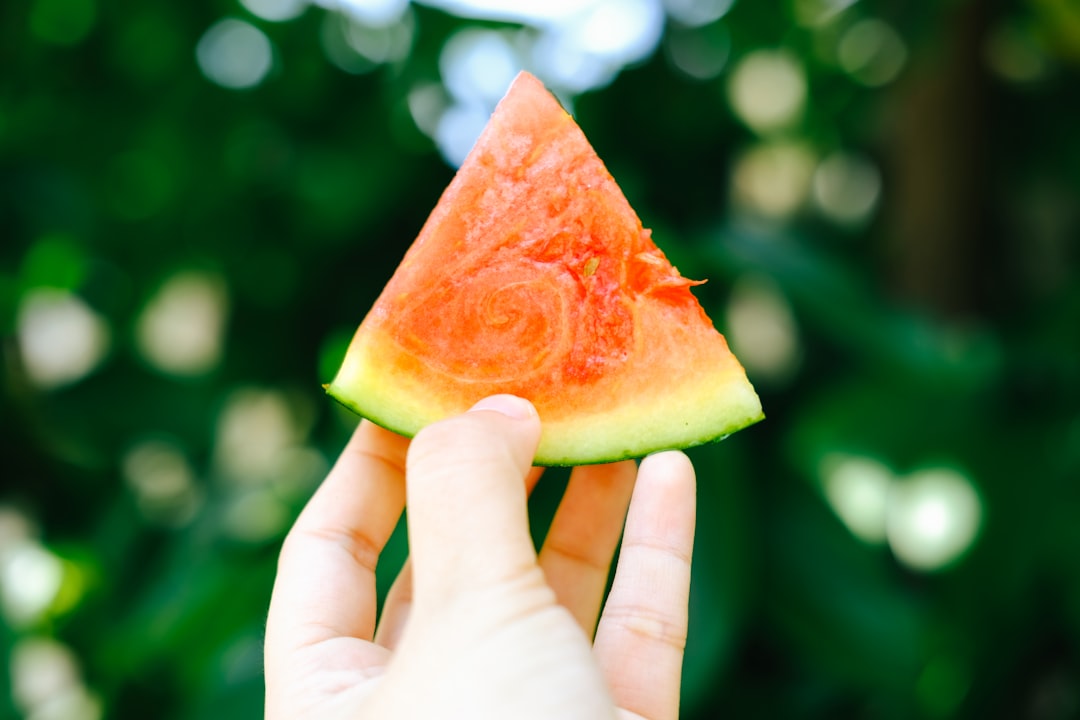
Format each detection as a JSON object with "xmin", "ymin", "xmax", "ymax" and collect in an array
[
  {"xmin": 812, "ymin": 150, "xmax": 882, "ymax": 225},
  {"xmin": 213, "ymin": 387, "xmax": 320, "ymax": 541},
  {"xmin": 320, "ymin": 12, "xmax": 375, "ymax": 74},
  {"xmin": 29, "ymin": 0, "xmax": 96, "ymax": 46},
  {"xmin": 441, "ymin": 29, "xmax": 521, "ymax": 105},
  {"xmin": 725, "ymin": 273, "xmax": 801, "ymax": 385},
  {"xmin": 241, "ymin": 0, "xmax": 307, "ymax": 22},
  {"xmin": 11, "ymin": 638, "xmax": 102, "ymax": 720},
  {"xmin": 887, "ymin": 467, "xmax": 982, "ymax": 571},
  {"xmin": 328, "ymin": 0, "xmax": 410, "ymax": 26},
  {"xmin": 424, "ymin": 0, "xmax": 602, "ymax": 26},
  {"xmin": 838, "ymin": 18, "xmax": 907, "ymax": 87},
  {"xmin": 196, "ymin": 18, "xmax": 275, "ymax": 90},
  {"xmin": 663, "ymin": 0, "xmax": 734, "ymax": 27},
  {"xmin": 435, "ymin": 101, "xmax": 493, "ymax": 167},
  {"xmin": 571, "ymin": 0, "xmax": 662, "ymax": 60},
  {"xmin": 425, "ymin": 0, "xmax": 663, "ymax": 97},
  {"xmin": 17, "ymin": 289, "xmax": 110, "ymax": 390},
  {"xmin": 123, "ymin": 440, "xmax": 204, "ymax": 527},
  {"xmin": 136, "ymin": 271, "xmax": 228, "ymax": 377},
  {"xmin": 731, "ymin": 141, "xmax": 816, "ymax": 219},
  {"xmin": 223, "ymin": 489, "xmax": 291, "ymax": 543},
  {"xmin": 984, "ymin": 22, "xmax": 1049, "ymax": 83},
  {"xmin": 408, "ymin": 82, "xmax": 449, "ymax": 137},
  {"xmin": 0, "ymin": 541, "xmax": 63, "ymax": 627},
  {"xmin": 0, "ymin": 508, "xmax": 35, "ymax": 554},
  {"xmin": 727, "ymin": 50, "xmax": 806, "ymax": 133},
  {"xmin": 214, "ymin": 387, "xmax": 311, "ymax": 485},
  {"xmin": 820, "ymin": 453, "xmax": 893, "ymax": 543},
  {"xmin": 663, "ymin": 20, "xmax": 731, "ymax": 80},
  {"xmin": 343, "ymin": 5, "xmax": 414, "ymax": 62},
  {"xmin": 531, "ymin": 28, "xmax": 616, "ymax": 92},
  {"xmin": 792, "ymin": 0, "xmax": 857, "ymax": 28}
]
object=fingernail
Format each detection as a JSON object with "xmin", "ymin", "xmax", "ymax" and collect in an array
[{"xmin": 469, "ymin": 394, "xmax": 536, "ymax": 420}]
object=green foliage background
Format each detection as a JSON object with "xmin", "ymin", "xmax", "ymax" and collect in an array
[{"xmin": 2, "ymin": 0, "xmax": 1079, "ymax": 718}]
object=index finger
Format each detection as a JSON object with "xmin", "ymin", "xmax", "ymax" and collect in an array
[{"xmin": 265, "ymin": 420, "xmax": 408, "ymax": 662}]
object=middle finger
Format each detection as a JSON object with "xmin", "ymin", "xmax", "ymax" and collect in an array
[{"xmin": 538, "ymin": 460, "xmax": 637, "ymax": 637}]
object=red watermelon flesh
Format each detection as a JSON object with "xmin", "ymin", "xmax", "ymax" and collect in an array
[{"xmin": 328, "ymin": 71, "xmax": 763, "ymax": 465}]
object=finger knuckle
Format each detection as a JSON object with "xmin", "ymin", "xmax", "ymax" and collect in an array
[{"xmin": 605, "ymin": 602, "xmax": 688, "ymax": 651}]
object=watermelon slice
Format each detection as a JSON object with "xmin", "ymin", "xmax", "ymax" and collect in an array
[{"xmin": 328, "ymin": 71, "xmax": 763, "ymax": 465}]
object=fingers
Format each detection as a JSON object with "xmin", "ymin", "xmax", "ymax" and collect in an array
[
  {"xmin": 593, "ymin": 451, "xmax": 696, "ymax": 720},
  {"xmin": 265, "ymin": 420, "xmax": 408, "ymax": 667},
  {"xmin": 405, "ymin": 395, "xmax": 542, "ymax": 609},
  {"xmin": 376, "ymin": 464, "xmax": 547, "ymax": 649},
  {"xmin": 538, "ymin": 460, "xmax": 636, "ymax": 637},
  {"xmin": 373, "ymin": 556, "xmax": 413, "ymax": 649}
]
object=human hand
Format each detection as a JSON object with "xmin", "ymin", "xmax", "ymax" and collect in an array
[{"xmin": 264, "ymin": 394, "xmax": 696, "ymax": 719}]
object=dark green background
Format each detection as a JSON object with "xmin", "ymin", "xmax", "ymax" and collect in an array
[{"xmin": 2, "ymin": 0, "xmax": 1079, "ymax": 718}]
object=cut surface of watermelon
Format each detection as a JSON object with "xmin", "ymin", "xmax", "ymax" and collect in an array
[{"xmin": 328, "ymin": 71, "xmax": 763, "ymax": 465}]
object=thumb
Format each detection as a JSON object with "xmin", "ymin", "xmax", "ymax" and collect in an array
[{"xmin": 405, "ymin": 395, "xmax": 542, "ymax": 607}]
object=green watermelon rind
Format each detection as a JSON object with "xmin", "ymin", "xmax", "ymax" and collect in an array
[
  {"xmin": 325, "ymin": 332, "xmax": 764, "ymax": 466},
  {"xmin": 326, "ymin": 387, "xmax": 763, "ymax": 467}
]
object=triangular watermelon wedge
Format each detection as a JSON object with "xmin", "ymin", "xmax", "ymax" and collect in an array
[{"xmin": 328, "ymin": 71, "xmax": 763, "ymax": 465}]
